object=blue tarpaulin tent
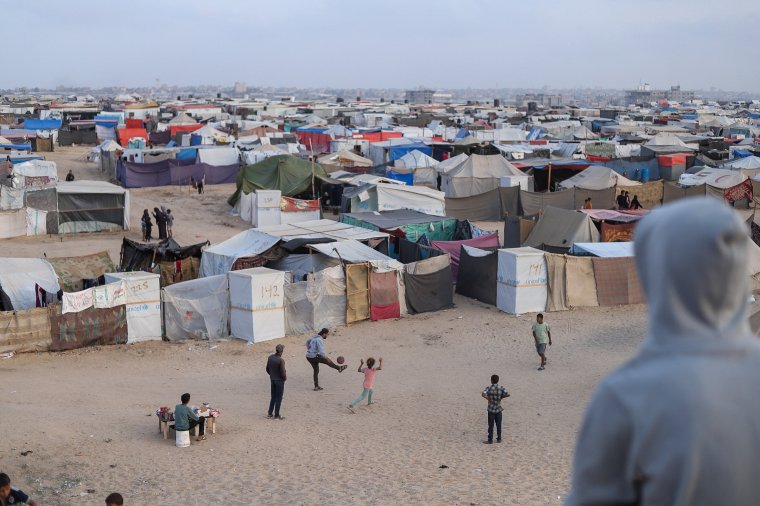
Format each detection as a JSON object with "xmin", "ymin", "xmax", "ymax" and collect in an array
[
  {"xmin": 388, "ymin": 142, "xmax": 431, "ymax": 161},
  {"xmin": 386, "ymin": 170, "xmax": 414, "ymax": 185},
  {"xmin": 0, "ymin": 143, "xmax": 32, "ymax": 151},
  {"xmin": 177, "ymin": 148, "xmax": 197, "ymax": 160},
  {"xmin": 23, "ymin": 119, "xmax": 62, "ymax": 130}
]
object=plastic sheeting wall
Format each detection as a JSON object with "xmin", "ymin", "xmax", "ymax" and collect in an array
[
  {"xmin": 104, "ymin": 272, "xmax": 162, "ymax": 343},
  {"xmin": 284, "ymin": 265, "xmax": 346, "ymax": 336},
  {"xmin": 163, "ymin": 274, "xmax": 229, "ymax": 341},
  {"xmin": 346, "ymin": 263, "xmax": 370, "ymax": 323}
]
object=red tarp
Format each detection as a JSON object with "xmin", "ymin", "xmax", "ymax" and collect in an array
[
  {"xmin": 170, "ymin": 124, "xmax": 202, "ymax": 136},
  {"xmin": 725, "ymin": 178, "xmax": 753, "ymax": 204},
  {"xmin": 351, "ymin": 131, "xmax": 403, "ymax": 143},
  {"xmin": 369, "ymin": 270, "xmax": 400, "ymax": 321},
  {"xmin": 296, "ymin": 131, "xmax": 331, "ymax": 154},
  {"xmin": 280, "ymin": 197, "xmax": 320, "ymax": 212},
  {"xmin": 431, "ymin": 233, "xmax": 500, "ymax": 282},
  {"xmin": 118, "ymin": 128, "xmax": 148, "ymax": 145},
  {"xmin": 125, "ymin": 119, "xmax": 144, "ymax": 129}
]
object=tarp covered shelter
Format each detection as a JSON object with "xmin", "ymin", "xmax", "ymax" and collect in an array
[
  {"xmin": 679, "ymin": 168, "xmax": 747, "ymax": 189},
  {"xmin": 199, "ymin": 229, "xmax": 281, "ymax": 277},
  {"xmin": 455, "ymin": 245, "xmax": 498, "ymax": 305},
  {"xmin": 56, "ymin": 180, "xmax": 130, "ymax": 233},
  {"xmin": 228, "ymin": 155, "xmax": 331, "ymax": 205},
  {"xmin": 163, "ymin": 274, "xmax": 230, "ymax": 341},
  {"xmin": 119, "ymin": 237, "xmax": 208, "ymax": 284},
  {"xmin": 404, "ymin": 255, "xmax": 454, "ymax": 314},
  {"xmin": 317, "ymin": 150, "xmax": 372, "ymax": 171},
  {"xmin": 284, "ymin": 265, "xmax": 346, "ymax": 335},
  {"xmin": 558, "ymin": 166, "xmax": 641, "ymax": 190},
  {"xmin": 0, "ymin": 258, "xmax": 60, "ymax": 310},
  {"xmin": 47, "ymin": 250, "xmax": 115, "ymax": 292},
  {"xmin": 524, "ymin": 206, "xmax": 600, "ymax": 252},
  {"xmin": 431, "ymin": 232, "xmax": 501, "ymax": 281},
  {"xmin": 435, "ymin": 153, "xmax": 469, "ymax": 174},
  {"xmin": 441, "ymin": 154, "xmax": 526, "ymax": 197},
  {"xmin": 341, "ymin": 209, "xmax": 458, "ymax": 242}
]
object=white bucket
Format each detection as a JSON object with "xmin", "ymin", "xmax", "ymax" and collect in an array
[{"xmin": 175, "ymin": 429, "xmax": 190, "ymax": 448}]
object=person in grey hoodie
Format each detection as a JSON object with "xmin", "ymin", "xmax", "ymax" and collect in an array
[{"xmin": 567, "ymin": 198, "xmax": 760, "ymax": 506}]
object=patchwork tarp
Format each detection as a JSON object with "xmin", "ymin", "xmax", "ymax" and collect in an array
[
  {"xmin": 404, "ymin": 257, "xmax": 454, "ymax": 314},
  {"xmin": 566, "ymin": 256, "xmax": 599, "ymax": 307},
  {"xmin": 619, "ymin": 180, "xmax": 664, "ymax": 209},
  {"xmin": 601, "ymin": 222, "xmax": 636, "ymax": 242},
  {"xmin": 48, "ymin": 304, "xmax": 128, "ymax": 351},
  {"xmin": 0, "ymin": 258, "xmax": 60, "ymax": 310},
  {"xmin": 432, "ymin": 233, "xmax": 501, "ymax": 281},
  {"xmin": 520, "ymin": 189, "xmax": 575, "ymax": 216},
  {"xmin": 370, "ymin": 270, "xmax": 400, "ymax": 320},
  {"xmin": 47, "ymin": 251, "xmax": 115, "ymax": 292},
  {"xmin": 284, "ymin": 265, "xmax": 346, "ymax": 336},
  {"xmin": 592, "ymin": 257, "xmax": 644, "ymax": 306},
  {"xmin": 0, "ymin": 308, "xmax": 51, "ymax": 353},
  {"xmin": 346, "ymin": 262, "xmax": 370, "ymax": 323},
  {"xmin": 158, "ymin": 258, "xmax": 200, "ymax": 286},
  {"xmin": 455, "ymin": 246, "xmax": 497, "ymax": 305},
  {"xmin": 163, "ymin": 274, "xmax": 230, "ymax": 341}
]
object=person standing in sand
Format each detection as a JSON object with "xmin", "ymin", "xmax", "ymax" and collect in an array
[
  {"xmin": 141, "ymin": 209, "xmax": 152, "ymax": 242},
  {"xmin": 348, "ymin": 357, "xmax": 383, "ymax": 412},
  {"xmin": 266, "ymin": 344, "xmax": 287, "ymax": 420},
  {"xmin": 482, "ymin": 374, "xmax": 510, "ymax": 444},
  {"xmin": 532, "ymin": 313, "xmax": 551, "ymax": 370},
  {"xmin": 305, "ymin": 328, "xmax": 347, "ymax": 391}
]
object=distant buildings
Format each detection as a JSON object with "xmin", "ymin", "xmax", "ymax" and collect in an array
[
  {"xmin": 624, "ymin": 84, "xmax": 695, "ymax": 105},
  {"xmin": 515, "ymin": 93, "xmax": 567, "ymax": 108},
  {"xmin": 233, "ymin": 82, "xmax": 248, "ymax": 95},
  {"xmin": 405, "ymin": 89, "xmax": 435, "ymax": 104}
]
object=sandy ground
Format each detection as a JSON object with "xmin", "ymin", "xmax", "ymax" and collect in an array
[
  {"xmin": 2, "ymin": 299, "xmax": 647, "ymax": 505},
  {"xmin": 1, "ymin": 146, "xmax": 650, "ymax": 504}
]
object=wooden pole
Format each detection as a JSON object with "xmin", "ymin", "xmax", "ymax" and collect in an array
[{"xmin": 547, "ymin": 160, "xmax": 553, "ymax": 192}]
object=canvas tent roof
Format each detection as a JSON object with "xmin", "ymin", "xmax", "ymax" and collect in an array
[
  {"xmin": 454, "ymin": 135, "xmax": 481, "ymax": 146},
  {"xmin": 309, "ymin": 240, "xmax": 401, "ymax": 267},
  {"xmin": 228, "ymin": 155, "xmax": 331, "ymax": 205},
  {"xmin": 56, "ymin": 180, "xmax": 126, "ymax": 194},
  {"xmin": 724, "ymin": 156, "xmax": 760, "ymax": 170},
  {"xmin": 435, "ymin": 153, "xmax": 469, "ymax": 174},
  {"xmin": 524, "ymin": 206, "xmax": 600, "ymax": 250},
  {"xmin": 341, "ymin": 209, "xmax": 452, "ymax": 229},
  {"xmin": 256, "ymin": 219, "xmax": 388, "ymax": 242},
  {"xmin": 168, "ymin": 113, "xmax": 198, "ymax": 125},
  {"xmin": 317, "ymin": 149, "xmax": 372, "ymax": 168},
  {"xmin": 644, "ymin": 132, "xmax": 694, "ymax": 148},
  {"xmin": 199, "ymin": 229, "xmax": 280, "ymax": 277},
  {"xmin": 680, "ymin": 168, "xmax": 747, "ymax": 189},
  {"xmin": 0, "ymin": 258, "xmax": 60, "ymax": 310},
  {"xmin": 558, "ymin": 165, "xmax": 641, "ymax": 190},
  {"xmin": 396, "ymin": 150, "xmax": 439, "ymax": 169},
  {"xmin": 442, "ymin": 154, "xmax": 525, "ymax": 198}
]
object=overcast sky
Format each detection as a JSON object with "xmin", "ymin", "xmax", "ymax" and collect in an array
[{"xmin": 6, "ymin": 0, "xmax": 759, "ymax": 91}]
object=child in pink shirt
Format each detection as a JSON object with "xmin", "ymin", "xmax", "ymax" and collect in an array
[{"xmin": 348, "ymin": 357, "xmax": 383, "ymax": 411}]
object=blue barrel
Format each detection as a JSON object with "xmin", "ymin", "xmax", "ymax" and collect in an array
[{"xmin": 640, "ymin": 167, "xmax": 650, "ymax": 183}]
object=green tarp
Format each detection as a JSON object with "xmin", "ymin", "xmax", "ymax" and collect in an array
[{"xmin": 228, "ymin": 155, "xmax": 331, "ymax": 205}]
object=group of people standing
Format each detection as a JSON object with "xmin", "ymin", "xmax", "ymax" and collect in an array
[
  {"xmin": 264, "ymin": 328, "xmax": 382, "ymax": 420},
  {"xmin": 141, "ymin": 206, "xmax": 173, "ymax": 242},
  {"xmin": 616, "ymin": 191, "xmax": 643, "ymax": 210}
]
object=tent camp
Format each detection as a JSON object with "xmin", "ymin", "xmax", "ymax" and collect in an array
[
  {"xmin": 435, "ymin": 153, "xmax": 469, "ymax": 174},
  {"xmin": 341, "ymin": 209, "xmax": 458, "ymax": 242},
  {"xmin": 227, "ymin": 155, "xmax": 331, "ymax": 205},
  {"xmin": 524, "ymin": 206, "xmax": 600, "ymax": 252},
  {"xmin": 56, "ymin": 180, "xmax": 130, "ymax": 233},
  {"xmin": 199, "ymin": 229, "xmax": 281, "ymax": 277},
  {"xmin": 558, "ymin": 166, "xmax": 641, "ymax": 191},
  {"xmin": 441, "ymin": 154, "xmax": 527, "ymax": 197},
  {"xmin": 163, "ymin": 274, "xmax": 230, "ymax": 341}
]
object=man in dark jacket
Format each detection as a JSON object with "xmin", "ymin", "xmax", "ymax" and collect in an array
[{"xmin": 266, "ymin": 344, "xmax": 287, "ymax": 420}]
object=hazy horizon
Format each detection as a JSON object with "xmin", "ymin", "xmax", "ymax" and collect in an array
[{"xmin": 6, "ymin": 0, "xmax": 760, "ymax": 92}]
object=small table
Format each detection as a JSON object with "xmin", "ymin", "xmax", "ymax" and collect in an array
[{"xmin": 157, "ymin": 410, "xmax": 219, "ymax": 440}]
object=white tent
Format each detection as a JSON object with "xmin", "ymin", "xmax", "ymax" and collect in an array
[
  {"xmin": 558, "ymin": 166, "xmax": 641, "ymax": 190},
  {"xmin": 435, "ymin": 153, "xmax": 469, "ymax": 174},
  {"xmin": 441, "ymin": 154, "xmax": 526, "ymax": 197},
  {"xmin": 318, "ymin": 149, "xmax": 372, "ymax": 169},
  {"xmin": 724, "ymin": 156, "xmax": 760, "ymax": 170},
  {"xmin": 197, "ymin": 146, "xmax": 240, "ymax": 166},
  {"xmin": 0, "ymin": 258, "xmax": 60, "ymax": 310},
  {"xmin": 348, "ymin": 183, "xmax": 446, "ymax": 216},
  {"xmin": 680, "ymin": 168, "xmax": 747, "ymax": 189},
  {"xmin": 395, "ymin": 150, "xmax": 439, "ymax": 169},
  {"xmin": 163, "ymin": 274, "xmax": 230, "ymax": 341},
  {"xmin": 199, "ymin": 229, "xmax": 280, "ymax": 277},
  {"xmin": 645, "ymin": 132, "xmax": 692, "ymax": 148},
  {"xmin": 11, "ymin": 159, "xmax": 58, "ymax": 188}
]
